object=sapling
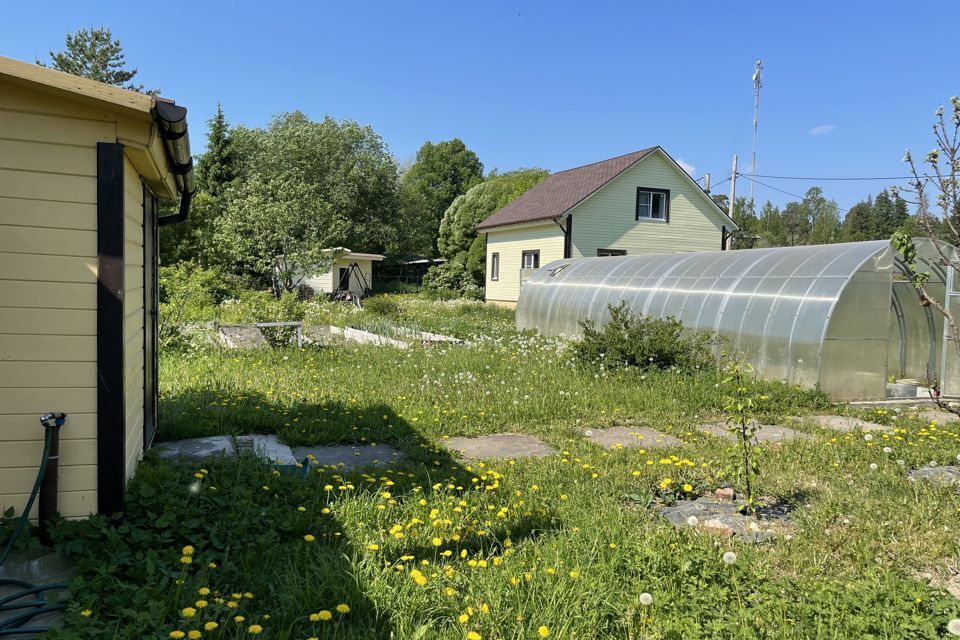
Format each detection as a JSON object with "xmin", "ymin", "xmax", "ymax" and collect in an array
[{"xmin": 721, "ymin": 353, "xmax": 762, "ymax": 513}]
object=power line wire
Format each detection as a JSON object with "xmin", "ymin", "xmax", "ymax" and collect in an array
[{"xmin": 749, "ymin": 173, "xmax": 913, "ymax": 182}]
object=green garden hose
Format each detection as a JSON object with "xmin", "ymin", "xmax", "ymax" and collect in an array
[{"xmin": 0, "ymin": 414, "xmax": 68, "ymax": 637}]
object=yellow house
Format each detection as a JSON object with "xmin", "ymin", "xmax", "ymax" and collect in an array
[
  {"xmin": 477, "ymin": 147, "xmax": 738, "ymax": 306},
  {"xmin": 0, "ymin": 57, "xmax": 195, "ymax": 518}
]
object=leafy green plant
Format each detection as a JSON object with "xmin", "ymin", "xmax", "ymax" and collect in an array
[
  {"xmin": 574, "ymin": 302, "xmax": 716, "ymax": 372},
  {"xmin": 363, "ymin": 295, "xmax": 403, "ymax": 319},
  {"xmin": 158, "ymin": 262, "xmax": 237, "ymax": 350},
  {"xmin": 721, "ymin": 352, "xmax": 761, "ymax": 512}
]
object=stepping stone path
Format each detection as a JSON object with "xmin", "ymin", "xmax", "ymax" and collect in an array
[
  {"xmin": 442, "ymin": 433, "xmax": 556, "ymax": 460},
  {"xmin": 907, "ymin": 465, "xmax": 960, "ymax": 486},
  {"xmin": 583, "ymin": 426, "xmax": 682, "ymax": 449},
  {"xmin": 791, "ymin": 415, "xmax": 890, "ymax": 433},
  {"xmin": 698, "ymin": 422, "xmax": 811, "ymax": 443},
  {"xmin": 660, "ymin": 494, "xmax": 794, "ymax": 543},
  {"xmin": 235, "ymin": 434, "xmax": 298, "ymax": 465},
  {"xmin": 153, "ymin": 434, "xmax": 401, "ymax": 472},
  {"xmin": 154, "ymin": 435, "xmax": 236, "ymax": 459},
  {"xmin": 291, "ymin": 444, "xmax": 403, "ymax": 472},
  {"xmin": 914, "ymin": 409, "xmax": 958, "ymax": 424}
]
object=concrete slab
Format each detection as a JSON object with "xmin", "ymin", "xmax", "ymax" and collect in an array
[
  {"xmin": 218, "ymin": 325, "xmax": 264, "ymax": 349},
  {"xmin": 698, "ymin": 422, "xmax": 812, "ymax": 443},
  {"xmin": 660, "ymin": 496, "xmax": 793, "ymax": 543},
  {"xmin": 914, "ymin": 409, "xmax": 958, "ymax": 424},
  {"xmin": 235, "ymin": 434, "xmax": 297, "ymax": 465},
  {"xmin": 583, "ymin": 426, "xmax": 682, "ymax": 449},
  {"xmin": 907, "ymin": 465, "xmax": 960, "ymax": 486},
  {"xmin": 342, "ymin": 327, "xmax": 410, "ymax": 349},
  {"xmin": 291, "ymin": 443, "xmax": 404, "ymax": 472},
  {"xmin": 0, "ymin": 547, "xmax": 71, "ymax": 631},
  {"xmin": 792, "ymin": 415, "xmax": 890, "ymax": 433},
  {"xmin": 154, "ymin": 436, "xmax": 236, "ymax": 460},
  {"xmin": 442, "ymin": 433, "xmax": 556, "ymax": 460}
]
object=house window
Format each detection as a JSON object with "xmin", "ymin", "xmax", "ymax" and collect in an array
[
  {"xmin": 490, "ymin": 252, "xmax": 499, "ymax": 281},
  {"xmin": 636, "ymin": 187, "xmax": 670, "ymax": 221},
  {"xmin": 597, "ymin": 249, "xmax": 627, "ymax": 257},
  {"xmin": 521, "ymin": 250, "xmax": 540, "ymax": 270}
]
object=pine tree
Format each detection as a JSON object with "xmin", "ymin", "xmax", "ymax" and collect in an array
[
  {"xmin": 38, "ymin": 27, "xmax": 153, "ymax": 93},
  {"xmin": 841, "ymin": 198, "xmax": 874, "ymax": 242},
  {"xmin": 195, "ymin": 104, "xmax": 236, "ymax": 197}
]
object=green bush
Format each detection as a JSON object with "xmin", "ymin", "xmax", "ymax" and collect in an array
[
  {"xmin": 158, "ymin": 263, "xmax": 237, "ymax": 350},
  {"xmin": 362, "ymin": 295, "xmax": 403, "ymax": 319},
  {"xmin": 251, "ymin": 292, "xmax": 306, "ymax": 348},
  {"xmin": 574, "ymin": 302, "xmax": 716, "ymax": 372}
]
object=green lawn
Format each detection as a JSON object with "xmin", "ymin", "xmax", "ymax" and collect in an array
[{"xmin": 40, "ymin": 297, "xmax": 960, "ymax": 639}]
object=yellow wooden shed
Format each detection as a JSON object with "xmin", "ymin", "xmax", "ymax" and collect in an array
[{"xmin": 0, "ymin": 56, "xmax": 195, "ymax": 518}]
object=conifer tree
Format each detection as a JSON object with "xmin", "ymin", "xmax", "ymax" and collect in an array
[
  {"xmin": 39, "ymin": 27, "xmax": 153, "ymax": 93},
  {"xmin": 195, "ymin": 104, "xmax": 236, "ymax": 197}
]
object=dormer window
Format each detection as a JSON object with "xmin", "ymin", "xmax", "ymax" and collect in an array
[{"xmin": 636, "ymin": 187, "xmax": 670, "ymax": 222}]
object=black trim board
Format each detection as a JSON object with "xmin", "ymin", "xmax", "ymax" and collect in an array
[
  {"xmin": 96, "ymin": 142, "xmax": 126, "ymax": 515},
  {"xmin": 635, "ymin": 187, "xmax": 670, "ymax": 222},
  {"xmin": 563, "ymin": 216, "xmax": 572, "ymax": 259}
]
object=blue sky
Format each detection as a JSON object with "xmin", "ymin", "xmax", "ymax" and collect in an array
[{"xmin": 3, "ymin": 1, "xmax": 957, "ymax": 214}]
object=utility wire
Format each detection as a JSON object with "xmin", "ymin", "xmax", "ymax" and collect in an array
[
  {"xmin": 740, "ymin": 175, "xmax": 854, "ymax": 216},
  {"xmin": 749, "ymin": 173, "xmax": 913, "ymax": 181}
]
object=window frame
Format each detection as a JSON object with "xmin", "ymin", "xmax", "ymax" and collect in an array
[
  {"xmin": 635, "ymin": 187, "xmax": 670, "ymax": 222},
  {"xmin": 521, "ymin": 250, "xmax": 540, "ymax": 270},
  {"xmin": 490, "ymin": 252, "xmax": 500, "ymax": 281},
  {"xmin": 596, "ymin": 248, "xmax": 627, "ymax": 257}
]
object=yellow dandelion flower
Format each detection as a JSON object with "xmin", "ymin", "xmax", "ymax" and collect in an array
[
  {"xmin": 198, "ymin": 587, "xmax": 210, "ymax": 596},
  {"xmin": 538, "ymin": 626, "xmax": 550, "ymax": 637},
  {"xmin": 188, "ymin": 632, "xmax": 201, "ymax": 640},
  {"xmin": 180, "ymin": 556, "xmax": 193, "ymax": 564},
  {"xmin": 318, "ymin": 610, "xmax": 333, "ymax": 621},
  {"xmin": 182, "ymin": 545, "xmax": 195, "ymax": 556},
  {"xmin": 195, "ymin": 600, "xmax": 208, "ymax": 608},
  {"xmin": 458, "ymin": 613, "xmax": 470, "ymax": 623},
  {"xmin": 204, "ymin": 621, "xmax": 218, "ymax": 631},
  {"xmin": 80, "ymin": 609, "xmax": 92, "ymax": 617},
  {"xmin": 181, "ymin": 607, "xmax": 197, "ymax": 618},
  {"xmin": 336, "ymin": 604, "xmax": 351, "ymax": 614},
  {"xmin": 233, "ymin": 615, "xmax": 245, "ymax": 623},
  {"xmin": 169, "ymin": 632, "xmax": 185, "ymax": 639},
  {"xmin": 248, "ymin": 624, "xmax": 263, "ymax": 634},
  {"xmin": 304, "ymin": 534, "xmax": 316, "ymax": 542},
  {"xmin": 467, "ymin": 632, "xmax": 482, "ymax": 640}
]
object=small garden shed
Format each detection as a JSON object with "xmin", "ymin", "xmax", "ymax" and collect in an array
[
  {"xmin": 301, "ymin": 249, "xmax": 384, "ymax": 296},
  {"xmin": 0, "ymin": 57, "xmax": 194, "ymax": 518}
]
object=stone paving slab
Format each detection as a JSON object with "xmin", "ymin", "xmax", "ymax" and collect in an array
[
  {"xmin": 0, "ymin": 547, "xmax": 72, "ymax": 631},
  {"xmin": 291, "ymin": 444, "xmax": 404, "ymax": 472},
  {"xmin": 791, "ymin": 415, "xmax": 890, "ymax": 433},
  {"xmin": 442, "ymin": 433, "xmax": 556, "ymax": 460},
  {"xmin": 698, "ymin": 422, "xmax": 811, "ymax": 443},
  {"xmin": 583, "ymin": 426, "xmax": 682, "ymax": 449},
  {"xmin": 154, "ymin": 435, "xmax": 236, "ymax": 460},
  {"xmin": 907, "ymin": 465, "xmax": 960, "ymax": 486},
  {"xmin": 915, "ymin": 409, "xmax": 958, "ymax": 424},
  {"xmin": 235, "ymin": 434, "xmax": 297, "ymax": 465},
  {"xmin": 660, "ymin": 496, "xmax": 793, "ymax": 543}
]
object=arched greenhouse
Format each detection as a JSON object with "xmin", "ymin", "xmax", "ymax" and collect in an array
[{"xmin": 516, "ymin": 239, "xmax": 960, "ymax": 400}]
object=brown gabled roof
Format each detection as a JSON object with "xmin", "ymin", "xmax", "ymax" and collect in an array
[{"xmin": 476, "ymin": 147, "xmax": 657, "ymax": 230}]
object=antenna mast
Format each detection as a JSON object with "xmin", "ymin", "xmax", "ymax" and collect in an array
[{"xmin": 750, "ymin": 59, "xmax": 763, "ymax": 206}]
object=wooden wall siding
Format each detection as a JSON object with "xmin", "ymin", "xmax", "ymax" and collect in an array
[
  {"xmin": 122, "ymin": 155, "xmax": 145, "ymax": 482},
  {"xmin": 569, "ymin": 152, "xmax": 726, "ymax": 259},
  {"xmin": 484, "ymin": 223, "xmax": 565, "ymax": 303},
  {"xmin": 0, "ymin": 77, "xmax": 117, "ymax": 519}
]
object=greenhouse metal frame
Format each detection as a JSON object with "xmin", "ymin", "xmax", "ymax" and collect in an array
[{"xmin": 516, "ymin": 239, "xmax": 960, "ymax": 400}]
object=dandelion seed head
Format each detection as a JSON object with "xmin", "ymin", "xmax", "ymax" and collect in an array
[
  {"xmin": 722, "ymin": 551, "xmax": 737, "ymax": 565},
  {"xmin": 639, "ymin": 592, "xmax": 653, "ymax": 606}
]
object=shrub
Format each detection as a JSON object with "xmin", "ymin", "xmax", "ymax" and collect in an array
[
  {"xmin": 574, "ymin": 302, "xmax": 715, "ymax": 372},
  {"xmin": 363, "ymin": 295, "xmax": 403, "ymax": 319},
  {"xmin": 251, "ymin": 292, "xmax": 306, "ymax": 348},
  {"xmin": 159, "ymin": 263, "xmax": 235, "ymax": 350}
]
